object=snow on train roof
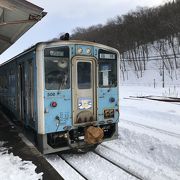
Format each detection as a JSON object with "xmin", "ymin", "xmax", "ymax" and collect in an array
[{"xmin": 0, "ymin": 0, "xmax": 46, "ymax": 55}]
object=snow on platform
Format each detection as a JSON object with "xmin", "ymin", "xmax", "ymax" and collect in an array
[
  {"xmin": 0, "ymin": 141, "xmax": 42, "ymax": 180},
  {"xmin": 0, "ymin": 108, "xmax": 63, "ymax": 180}
]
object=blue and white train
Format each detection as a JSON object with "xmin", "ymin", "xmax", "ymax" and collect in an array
[{"xmin": 0, "ymin": 36, "xmax": 120, "ymax": 154}]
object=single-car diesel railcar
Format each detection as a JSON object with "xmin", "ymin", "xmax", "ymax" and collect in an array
[{"xmin": 0, "ymin": 38, "xmax": 120, "ymax": 154}]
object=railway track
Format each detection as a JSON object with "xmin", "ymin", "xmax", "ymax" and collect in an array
[
  {"xmin": 124, "ymin": 96, "xmax": 180, "ymax": 105},
  {"xmin": 122, "ymin": 119, "xmax": 180, "ymax": 138},
  {"xmin": 49, "ymin": 143, "xmax": 172, "ymax": 180},
  {"xmin": 53, "ymin": 151, "xmax": 142, "ymax": 180},
  {"xmin": 58, "ymin": 154, "xmax": 87, "ymax": 180},
  {"xmin": 93, "ymin": 150, "xmax": 144, "ymax": 180},
  {"xmin": 96, "ymin": 144, "xmax": 175, "ymax": 180}
]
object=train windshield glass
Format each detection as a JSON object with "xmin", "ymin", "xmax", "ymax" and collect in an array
[
  {"xmin": 98, "ymin": 49, "xmax": 117, "ymax": 87},
  {"xmin": 44, "ymin": 46, "xmax": 70, "ymax": 90},
  {"xmin": 77, "ymin": 62, "xmax": 91, "ymax": 89}
]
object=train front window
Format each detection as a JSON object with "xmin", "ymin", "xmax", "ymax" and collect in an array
[
  {"xmin": 44, "ymin": 46, "xmax": 70, "ymax": 90},
  {"xmin": 77, "ymin": 62, "xmax": 91, "ymax": 89},
  {"xmin": 98, "ymin": 49, "xmax": 117, "ymax": 87}
]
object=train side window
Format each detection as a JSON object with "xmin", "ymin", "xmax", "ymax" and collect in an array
[{"xmin": 44, "ymin": 46, "xmax": 70, "ymax": 90}]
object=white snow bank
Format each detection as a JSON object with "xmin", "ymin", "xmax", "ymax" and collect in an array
[
  {"xmin": 116, "ymin": 85, "xmax": 180, "ymax": 180},
  {"xmin": 119, "ymin": 86, "xmax": 180, "ymax": 135},
  {"xmin": 0, "ymin": 141, "xmax": 43, "ymax": 180}
]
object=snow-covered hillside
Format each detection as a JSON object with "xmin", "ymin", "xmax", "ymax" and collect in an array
[{"xmin": 120, "ymin": 37, "xmax": 180, "ymax": 89}]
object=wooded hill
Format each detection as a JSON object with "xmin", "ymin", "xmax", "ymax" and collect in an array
[{"xmin": 71, "ymin": 0, "xmax": 180, "ymax": 54}]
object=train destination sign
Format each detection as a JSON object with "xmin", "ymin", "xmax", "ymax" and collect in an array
[{"xmin": 99, "ymin": 53, "xmax": 116, "ymax": 60}]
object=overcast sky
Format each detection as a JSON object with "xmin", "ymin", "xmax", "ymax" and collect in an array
[{"xmin": 0, "ymin": 0, "xmax": 170, "ymax": 63}]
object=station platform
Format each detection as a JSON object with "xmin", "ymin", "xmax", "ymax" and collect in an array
[{"xmin": 0, "ymin": 107, "xmax": 63, "ymax": 180}]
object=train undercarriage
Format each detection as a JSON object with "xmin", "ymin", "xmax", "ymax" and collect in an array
[{"xmin": 37, "ymin": 123, "xmax": 118, "ymax": 154}]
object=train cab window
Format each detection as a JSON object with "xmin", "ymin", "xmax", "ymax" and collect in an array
[
  {"xmin": 98, "ymin": 49, "xmax": 117, "ymax": 88},
  {"xmin": 44, "ymin": 46, "xmax": 70, "ymax": 90},
  {"xmin": 77, "ymin": 62, "xmax": 91, "ymax": 89}
]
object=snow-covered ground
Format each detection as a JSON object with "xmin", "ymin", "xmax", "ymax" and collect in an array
[
  {"xmin": 117, "ymin": 86, "xmax": 180, "ymax": 179},
  {"xmin": 0, "ymin": 85, "xmax": 180, "ymax": 180},
  {"xmin": 0, "ymin": 142, "xmax": 43, "ymax": 180},
  {"xmin": 120, "ymin": 86, "xmax": 180, "ymax": 135},
  {"xmin": 46, "ymin": 85, "xmax": 180, "ymax": 180}
]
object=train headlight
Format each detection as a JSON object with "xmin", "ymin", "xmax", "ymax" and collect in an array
[
  {"xmin": 77, "ymin": 48, "xmax": 83, "ymax": 54},
  {"xmin": 86, "ymin": 48, "xmax": 91, "ymax": 55}
]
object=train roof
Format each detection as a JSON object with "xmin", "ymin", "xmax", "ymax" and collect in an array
[
  {"xmin": 26, "ymin": 39, "xmax": 119, "ymax": 54},
  {"xmin": 0, "ymin": 39, "xmax": 119, "ymax": 66}
]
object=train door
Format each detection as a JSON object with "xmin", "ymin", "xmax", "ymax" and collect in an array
[
  {"xmin": 27, "ymin": 61, "xmax": 34, "ymax": 127},
  {"xmin": 72, "ymin": 57, "xmax": 97, "ymax": 124},
  {"xmin": 18, "ymin": 64, "xmax": 25, "ymax": 123}
]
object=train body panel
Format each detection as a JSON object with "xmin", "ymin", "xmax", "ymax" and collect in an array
[
  {"xmin": 0, "ymin": 51, "xmax": 38, "ymax": 129},
  {"xmin": 44, "ymin": 89, "xmax": 72, "ymax": 133},
  {"xmin": 98, "ymin": 88, "xmax": 119, "ymax": 123},
  {"xmin": 0, "ymin": 40, "xmax": 120, "ymax": 154}
]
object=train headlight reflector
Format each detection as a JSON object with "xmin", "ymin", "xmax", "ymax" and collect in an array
[
  {"xmin": 51, "ymin": 101, "xmax": 57, "ymax": 107},
  {"xmin": 77, "ymin": 48, "xmax": 83, "ymax": 54}
]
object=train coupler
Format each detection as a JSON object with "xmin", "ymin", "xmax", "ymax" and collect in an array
[{"xmin": 84, "ymin": 126, "xmax": 104, "ymax": 144}]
